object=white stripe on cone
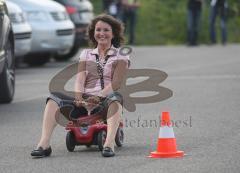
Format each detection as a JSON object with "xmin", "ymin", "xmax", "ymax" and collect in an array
[{"xmin": 159, "ymin": 126, "xmax": 175, "ymax": 138}]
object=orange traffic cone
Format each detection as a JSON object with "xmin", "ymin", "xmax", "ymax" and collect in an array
[{"xmin": 148, "ymin": 112, "xmax": 184, "ymax": 158}]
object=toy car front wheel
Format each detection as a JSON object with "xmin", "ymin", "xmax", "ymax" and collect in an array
[
  {"xmin": 66, "ymin": 131, "xmax": 75, "ymax": 152},
  {"xmin": 97, "ymin": 130, "xmax": 107, "ymax": 151},
  {"xmin": 115, "ymin": 127, "xmax": 124, "ymax": 147}
]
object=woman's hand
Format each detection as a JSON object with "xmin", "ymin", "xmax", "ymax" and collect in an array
[
  {"xmin": 73, "ymin": 99, "xmax": 83, "ymax": 107},
  {"xmin": 84, "ymin": 96, "xmax": 101, "ymax": 109},
  {"xmin": 82, "ymin": 96, "xmax": 101, "ymax": 114},
  {"xmin": 85, "ymin": 96, "xmax": 101, "ymax": 105},
  {"xmin": 74, "ymin": 94, "xmax": 83, "ymax": 107}
]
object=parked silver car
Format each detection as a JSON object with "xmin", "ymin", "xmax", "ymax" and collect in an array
[
  {"xmin": 6, "ymin": 0, "xmax": 32, "ymax": 58},
  {"xmin": 53, "ymin": 0, "xmax": 94, "ymax": 61},
  {"xmin": 0, "ymin": 0, "xmax": 15, "ymax": 103},
  {"xmin": 9, "ymin": 0, "xmax": 75, "ymax": 66}
]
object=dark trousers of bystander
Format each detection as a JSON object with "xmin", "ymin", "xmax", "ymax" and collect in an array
[
  {"xmin": 121, "ymin": 9, "xmax": 137, "ymax": 45},
  {"xmin": 209, "ymin": 5, "xmax": 227, "ymax": 44},
  {"xmin": 187, "ymin": 8, "xmax": 201, "ymax": 46}
]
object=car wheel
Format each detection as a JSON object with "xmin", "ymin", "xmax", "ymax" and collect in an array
[
  {"xmin": 97, "ymin": 130, "xmax": 107, "ymax": 151},
  {"xmin": 0, "ymin": 38, "xmax": 15, "ymax": 103},
  {"xmin": 66, "ymin": 131, "xmax": 75, "ymax": 152},
  {"xmin": 115, "ymin": 127, "xmax": 124, "ymax": 147},
  {"xmin": 54, "ymin": 43, "xmax": 80, "ymax": 61},
  {"xmin": 24, "ymin": 53, "xmax": 50, "ymax": 66}
]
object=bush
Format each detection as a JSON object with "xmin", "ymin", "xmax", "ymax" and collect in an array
[{"xmin": 91, "ymin": 0, "xmax": 240, "ymax": 45}]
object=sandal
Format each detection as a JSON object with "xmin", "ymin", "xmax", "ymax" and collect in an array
[
  {"xmin": 101, "ymin": 147, "xmax": 115, "ymax": 157},
  {"xmin": 31, "ymin": 146, "xmax": 52, "ymax": 158}
]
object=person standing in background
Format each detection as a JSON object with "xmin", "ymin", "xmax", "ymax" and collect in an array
[
  {"xmin": 209, "ymin": 0, "xmax": 228, "ymax": 44},
  {"xmin": 120, "ymin": 0, "xmax": 140, "ymax": 45},
  {"xmin": 102, "ymin": 0, "xmax": 121, "ymax": 18},
  {"xmin": 187, "ymin": 0, "xmax": 203, "ymax": 46}
]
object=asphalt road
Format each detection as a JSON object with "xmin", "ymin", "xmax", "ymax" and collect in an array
[{"xmin": 0, "ymin": 44, "xmax": 240, "ymax": 173}]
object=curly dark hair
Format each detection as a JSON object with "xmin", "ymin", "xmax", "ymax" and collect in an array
[{"xmin": 87, "ymin": 14, "xmax": 125, "ymax": 48}]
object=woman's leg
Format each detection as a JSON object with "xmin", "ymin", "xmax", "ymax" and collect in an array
[
  {"xmin": 104, "ymin": 101, "xmax": 122, "ymax": 151},
  {"xmin": 37, "ymin": 100, "xmax": 59, "ymax": 149}
]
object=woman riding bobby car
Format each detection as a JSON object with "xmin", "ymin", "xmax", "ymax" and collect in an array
[{"xmin": 31, "ymin": 14, "xmax": 130, "ymax": 158}]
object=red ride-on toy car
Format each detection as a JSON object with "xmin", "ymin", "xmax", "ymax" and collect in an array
[{"xmin": 65, "ymin": 113, "xmax": 124, "ymax": 152}]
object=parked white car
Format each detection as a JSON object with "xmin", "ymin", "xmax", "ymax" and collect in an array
[
  {"xmin": 52, "ymin": 0, "xmax": 94, "ymax": 61},
  {"xmin": 9, "ymin": 0, "xmax": 75, "ymax": 66},
  {"xmin": 6, "ymin": 0, "xmax": 32, "ymax": 58}
]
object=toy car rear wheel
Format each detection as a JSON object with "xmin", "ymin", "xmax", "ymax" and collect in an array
[
  {"xmin": 97, "ymin": 130, "xmax": 106, "ymax": 151},
  {"xmin": 66, "ymin": 131, "xmax": 75, "ymax": 152},
  {"xmin": 85, "ymin": 144, "xmax": 91, "ymax": 148},
  {"xmin": 115, "ymin": 127, "xmax": 124, "ymax": 147}
]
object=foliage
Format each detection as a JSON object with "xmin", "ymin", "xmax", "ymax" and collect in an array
[{"xmin": 90, "ymin": 0, "xmax": 240, "ymax": 45}]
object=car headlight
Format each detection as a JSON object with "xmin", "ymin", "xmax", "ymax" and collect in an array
[
  {"xmin": 9, "ymin": 13, "xmax": 25, "ymax": 24},
  {"xmin": 27, "ymin": 11, "xmax": 47, "ymax": 21}
]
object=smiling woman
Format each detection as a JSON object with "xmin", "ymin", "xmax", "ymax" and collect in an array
[
  {"xmin": 87, "ymin": 14, "xmax": 124, "ymax": 48},
  {"xmin": 94, "ymin": 21, "xmax": 114, "ymax": 48},
  {"xmin": 31, "ymin": 14, "xmax": 131, "ymax": 158}
]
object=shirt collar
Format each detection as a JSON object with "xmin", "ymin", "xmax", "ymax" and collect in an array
[{"xmin": 91, "ymin": 45, "xmax": 118, "ymax": 57}]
